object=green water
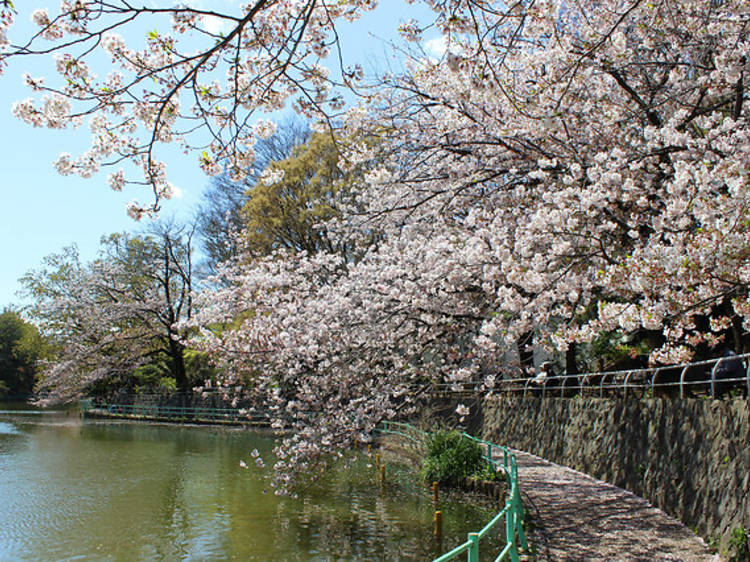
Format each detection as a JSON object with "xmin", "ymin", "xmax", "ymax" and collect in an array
[{"xmin": 0, "ymin": 405, "xmax": 504, "ymax": 561}]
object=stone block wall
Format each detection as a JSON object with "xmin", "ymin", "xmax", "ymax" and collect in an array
[{"xmin": 481, "ymin": 397, "xmax": 749, "ymax": 544}]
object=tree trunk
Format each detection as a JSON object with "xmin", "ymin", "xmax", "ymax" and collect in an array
[
  {"xmin": 169, "ymin": 336, "xmax": 189, "ymax": 393},
  {"xmin": 517, "ymin": 331, "xmax": 534, "ymax": 374},
  {"xmin": 566, "ymin": 342, "xmax": 578, "ymax": 375}
]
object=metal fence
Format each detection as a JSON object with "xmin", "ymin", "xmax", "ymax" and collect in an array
[
  {"xmin": 429, "ymin": 352, "xmax": 750, "ymax": 400},
  {"xmin": 377, "ymin": 421, "xmax": 528, "ymax": 562},
  {"xmin": 80, "ymin": 399, "xmax": 271, "ymax": 425}
]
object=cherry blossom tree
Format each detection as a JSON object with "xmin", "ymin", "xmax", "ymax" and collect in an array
[
  {"xmin": 22, "ymin": 224, "xmax": 196, "ymax": 401},
  {"xmin": 186, "ymin": 0, "xmax": 749, "ymax": 490}
]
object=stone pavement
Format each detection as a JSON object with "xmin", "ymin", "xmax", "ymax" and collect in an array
[{"xmin": 499, "ymin": 449, "xmax": 719, "ymax": 561}]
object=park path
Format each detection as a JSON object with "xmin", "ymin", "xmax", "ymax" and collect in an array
[{"xmin": 495, "ymin": 449, "xmax": 719, "ymax": 561}]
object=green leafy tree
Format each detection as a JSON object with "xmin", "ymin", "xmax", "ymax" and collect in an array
[
  {"xmin": 0, "ymin": 309, "xmax": 48, "ymax": 399},
  {"xmin": 241, "ymin": 132, "xmax": 363, "ymax": 259},
  {"xmin": 196, "ymin": 118, "xmax": 310, "ymax": 270}
]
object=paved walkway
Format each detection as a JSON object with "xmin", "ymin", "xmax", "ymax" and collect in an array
[{"xmin": 497, "ymin": 449, "xmax": 718, "ymax": 561}]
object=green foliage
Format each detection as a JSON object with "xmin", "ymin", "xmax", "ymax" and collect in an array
[
  {"xmin": 579, "ymin": 329, "xmax": 653, "ymax": 372},
  {"xmin": 421, "ymin": 430, "xmax": 485, "ymax": 487},
  {"xmin": 157, "ymin": 376, "xmax": 177, "ymax": 393},
  {"xmin": 728, "ymin": 527, "xmax": 749, "ymax": 562},
  {"xmin": 0, "ymin": 309, "xmax": 49, "ymax": 398},
  {"xmin": 241, "ymin": 132, "xmax": 366, "ymax": 258},
  {"xmin": 132, "ymin": 360, "xmax": 172, "ymax": 394},
  {"xmin": 184, "ymin": 348, "xmax": 217, "ymax": 384},
  {"xmin": 471, "ymin": 462, "xmax": 501, "ymax": 482}
]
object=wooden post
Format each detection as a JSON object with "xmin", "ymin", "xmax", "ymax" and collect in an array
[
  {"xmin": 433, "ymin": 510, "xmax": 442, "ymax": 539},
  {"xmin": 380, "ymin": 464, "xmax": 386, "ymax": 483},
  {"xmin": 375, "ymin": 453, "xmax": 381, "ymax": 469},
  {"xmin": 432, "ymin": 481, "xmax": 439, "ymax": 508}
]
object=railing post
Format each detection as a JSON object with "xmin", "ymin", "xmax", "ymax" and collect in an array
[
  {"xmin": 516, "ymin": 500, "xmax": 528, "ymax": 551},
  {"xmin": 513, "ymin": 467, "xmax": 528, "ymax": 551},
  {"xmin": 623, "ymin": 370, "xmax": 633, "ymax": 398},
  {"xmin": 467, "ymin": 532, "xmax": 479, "ymax": 562},
  {"xmin": 505, "ymin": 501, "xmax": 520, "ymax": 562},
  {"xmin": 710, "ymin": 359, "xmax": 722, "ymax": 399},
  {"xmin": 678, "ymin": 366, "xmax": 689, "ymax": 399},
  {"xmin": 523, "ymin": 377, "xmax": 530, "ymax": 398}
]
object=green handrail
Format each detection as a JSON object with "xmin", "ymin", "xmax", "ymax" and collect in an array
[
  {"xmin": 377, "ymin": 421, "xmax": 527, "ymax": 562},
  {"xmin": 80, "ymin": 400, "xmax": 267, "ymax": 424}
]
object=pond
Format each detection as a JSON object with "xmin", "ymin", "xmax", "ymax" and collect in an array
[{"xmin": 0, "ymin": 404, "xmax": 504, "ymax": 560}]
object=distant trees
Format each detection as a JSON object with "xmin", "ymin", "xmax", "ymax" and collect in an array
[
  {"xmin": 22, "ymin": 224, "xmax": 197, "ymax": 401},
  {"xmin": 0, "ymin": 309, "xmax": 48, "ymax": 399},
  {"xmin": 196, "ymin": 119, "xmax": 310, "ymax": 269}
]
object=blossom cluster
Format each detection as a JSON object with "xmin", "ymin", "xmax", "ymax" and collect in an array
[{"xmin": 1, "ymin": 0, "xmax": 385, "ymax": 212}]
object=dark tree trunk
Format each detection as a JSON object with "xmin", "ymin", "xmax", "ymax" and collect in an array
[
  {"xmin": 169, "ymin": 336, "xmax": 189, "ymax": 392},
  {"xmin": 517, "ymin": 331, "xmax": 534, "ymax": 374},
  {"xmin": 566, "ymin": 342, "xmax": 578, "ymax": 375}
]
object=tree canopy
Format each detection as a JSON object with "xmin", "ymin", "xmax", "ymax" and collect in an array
[
  {"xmin": 0, "ymin": 309, "xmax": 47, "ymax": 399},
  {"xmin": 241, "ymin": 131, "xmax": 362, "ymax": 258},
  {"xmin": 196, "ymin": 118, "xmax": 311, "ymax": 269}
]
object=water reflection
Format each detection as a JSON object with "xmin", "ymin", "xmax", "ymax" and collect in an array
[{"xmin": 0, "ymin": 409, "xmax": 503, "ymax": 561}]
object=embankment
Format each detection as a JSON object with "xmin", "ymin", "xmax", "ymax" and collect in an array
[{"xmin": 481, "ymin": 397, "xmax": 749, "ymax": 546}]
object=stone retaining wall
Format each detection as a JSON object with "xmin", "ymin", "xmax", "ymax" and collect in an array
[{"xmin": 481, "ymin": 397, "xmax": 749, "ymax": 545}]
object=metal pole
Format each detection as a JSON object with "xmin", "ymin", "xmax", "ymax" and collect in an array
[
  {"xmin": 711, "ymin": 359, "xmax": 722, "ymax": 399},
  {"xmin": 651, "ymin": 368, "xmax": 660, "ymax": 398},
  {"xmin": 678, "ymin": 366, "xmax": 689, "ymax": 399},
  {"xmin": 510, "ymin": 504, "xmax": 522, "ymax": 562},
  {"xmin": 467, "ymin": 532, "xmax": 479, "ymax": 562}
]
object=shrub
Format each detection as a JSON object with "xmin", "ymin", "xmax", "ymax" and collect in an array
[
  {"xmin": 421, "ymin": 430, "xmax": 485, "ymax": 487},
  {"xmin": 728, "ymin": 527, "xmax": 749, "ymax": 562}
]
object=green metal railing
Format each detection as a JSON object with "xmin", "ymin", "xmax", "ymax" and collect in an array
[
  {"xmin": 80, "ymin": 399, "xmax": 268, "ymax": 425},
  {"xmin": 377, "ymin": 421, "xmax": 528, "ymax": 562}
]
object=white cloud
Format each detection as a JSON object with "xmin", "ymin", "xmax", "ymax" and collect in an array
[
  {"xmin": 423, "ymin": 36, "xmax": 447, "ymax": 58},
  {"xmin": 167, "ymin": 183, "xmax": 184, "ymax": 200},
  {"xmin": 203, "ymin": 15, "xmax": 229, "ymax": 36}
]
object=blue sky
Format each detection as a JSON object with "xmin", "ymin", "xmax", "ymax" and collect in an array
[{"xmin": 0, "ymin": 1, "xmax": 439, "ymax": 310}]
